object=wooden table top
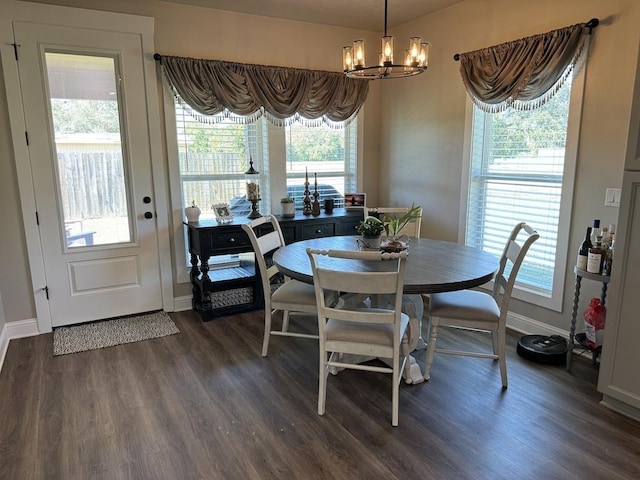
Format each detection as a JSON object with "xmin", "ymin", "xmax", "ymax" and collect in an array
[{"xmin": 273, "ymin": 236, "xmax": 499, "ymax": 295}]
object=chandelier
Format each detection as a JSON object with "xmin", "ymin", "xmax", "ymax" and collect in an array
[{"xmin": 342, "ymin": 0, "xmax": 430, "ymax": 79}]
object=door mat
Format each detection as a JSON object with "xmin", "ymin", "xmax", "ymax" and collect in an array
[{"xmin": 53, "ymin": 311, "xmax": 179, "ymax": 356}]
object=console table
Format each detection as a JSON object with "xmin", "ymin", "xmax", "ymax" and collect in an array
[
  {"xmin": 566, "ymin": 266, "xmax": 610, "ymax": 371},
  {"xmin": 185, "ymin": 209, "xmax": 363, "ymax": 320}
]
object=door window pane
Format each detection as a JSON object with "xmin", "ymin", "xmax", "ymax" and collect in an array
[{"xmin": 46, "ymin": 52, "xmax": 132, "ymax": 247}]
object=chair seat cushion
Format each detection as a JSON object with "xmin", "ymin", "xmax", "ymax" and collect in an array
[
  {"xmin": 271, "ymin": 279, "xmax": 318, "ymax": 307},
  {"xmin": 429, "ymin": 290, "xmax": 500, "ymax": 322},
  {"xmin": 326, "ymin": 310, "xmax": 409, "ymax": 346}
]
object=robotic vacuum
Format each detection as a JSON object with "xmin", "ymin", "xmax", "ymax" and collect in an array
[{"xmin": 517, "ymin": 335, "xmax": 568, "ymax": 365}]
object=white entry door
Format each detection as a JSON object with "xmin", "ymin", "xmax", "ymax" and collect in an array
[{"xmin": 13, "ymin": 22, "xmax": 163, "ymax": 327}]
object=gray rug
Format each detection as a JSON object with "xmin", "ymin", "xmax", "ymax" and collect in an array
[{"xmin": 53, "ymin": 311, "xmax": 179, "ymax": 356}]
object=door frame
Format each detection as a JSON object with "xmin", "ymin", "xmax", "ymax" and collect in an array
[{"xmin": 0, "ymin": 1, "xmax": 174, "ymax": 333}]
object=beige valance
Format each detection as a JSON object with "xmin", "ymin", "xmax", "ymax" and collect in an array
[
  {"xmin": 156, "ymin": 55, "xmax": 369, "ymax": 127},
  {"xmin": 458, "ymin": 21, "xmax": 596, "ymax": 112}
]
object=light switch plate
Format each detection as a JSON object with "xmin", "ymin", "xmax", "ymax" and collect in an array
[{"xmin": 605, "ymin": 188, "xmax": 621, "ymax": 207}]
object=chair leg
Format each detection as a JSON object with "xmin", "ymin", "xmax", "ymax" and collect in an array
[
  {"xmin": 424, "ymin": 317, "xmax": 439, "ymax": 381},
  {"xmin": 318, "ymin": 350, "xmax": 328, "ymax": 416},
  {"xmin": 261, "ymin": 309, "xmax": 274, "ymax": 357},
  {"xmin": 281, "ymin": 310, "xmax": 290, "ymax": 332},
  {"xmin": 392, "ymin": 349, "xmax": 400, "ymax": 427},
  {"xmin": 497, "ymin": 328, "xmax": 508, "ymax": 389},
  {"xmin": 491, "ymin": 330, "xmax": 499, "ymax": 356}
]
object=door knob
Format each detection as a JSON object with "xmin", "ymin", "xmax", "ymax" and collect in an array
[
  {"xmin": 143, "ymin": 196, "xmax": 151, "ymax": 204},
  {"xmin": 144, "ymin": 211, "xmax": 153, "ymax": 219}
]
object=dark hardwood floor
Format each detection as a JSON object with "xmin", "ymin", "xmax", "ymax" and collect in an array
[{"xmin": 1, "ymin": 309, "xmax": 639, "ymax": 480}]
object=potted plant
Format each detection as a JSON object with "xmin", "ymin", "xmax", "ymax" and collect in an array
[
  {"xmin": 356, "ymin": 215, "xmax": 385, "ymax": 249},
  {"xmin": 280, "ymin": 195, "xmax": 296, "ymax": 218},
  {"xmin": 184, "ymin": 200, "xmax": 201, "ymax": 223},
  {"xmin": 382, "ymin": 204, "xmax": 422, "ymax": 251}
]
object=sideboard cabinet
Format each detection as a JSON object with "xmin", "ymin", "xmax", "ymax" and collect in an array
[{"xmin": 185, "ymin": 209, "xmax": 363, "ymax": 319}]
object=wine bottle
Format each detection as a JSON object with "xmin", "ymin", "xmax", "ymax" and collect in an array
[
  {"xmin": 592, "ymin": 219, "xmax": 601, "ymax": 242},
  {"xmin": 576, "ymin": 226, "xmax": 592, "ymax": 271},
  {"xmin": 603, "ymin": 223, "xmax": 616, "ymax": 249},
  {"xmin": 587, "ymin": 235, "xmax": 605, "ymax": 274}
]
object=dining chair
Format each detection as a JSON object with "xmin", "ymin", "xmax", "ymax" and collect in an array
[
  {"xmin": 423, "ymin": 222, "xmax": 540, "ymax": 388},
  {"xmin": 307, "ymin": 248, "xmax": 410, "ymax": 426},
  {"xmin": 371, "ymin": 206, "xmax": 423, "ymax": 238},
  {"xmin": 242, "ymin": 216, "xmax": 321, "ymax": 357}
]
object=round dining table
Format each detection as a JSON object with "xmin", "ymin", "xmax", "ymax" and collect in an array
[
  {"xmin": 273, "ymin": 235, "xmax": 499, "ymax": 384},
  {"xmin": 273, "ymin": 235, "xmax": 499, "ymax": 294}
]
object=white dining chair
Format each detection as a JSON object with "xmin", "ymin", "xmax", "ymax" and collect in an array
[
  {"xmin": 242, "ymin": 216, "xmax": 321, "ymax": 357},
  {"xmin": 307, "ymin": 248, "xmax": 410, "ymax": 426},
  {"xmin": 424, "ymin": 222, "xmax": 540, "ymax": 388},
  {"xmin": 371, "ymin": 206, "xmax": 423, "ymax": 238}
]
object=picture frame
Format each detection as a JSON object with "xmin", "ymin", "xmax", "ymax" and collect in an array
[
  {"xmin": 344, "ymin": 193, "xmax": 366, "ymax": 210},
  {"xmin": 213, "ymin": 203, "xmax": 234, "ymax": 224}
]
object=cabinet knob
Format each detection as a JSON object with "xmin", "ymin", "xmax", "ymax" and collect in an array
[
  {"xmin": 229, "ymin": 237, "xmax": 235, "ymax": 243},
  {"xmin": 316, "ymin": 229, "xmax": 322, "ymax": 233}
]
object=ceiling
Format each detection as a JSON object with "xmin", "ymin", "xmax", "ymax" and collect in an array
[{"xmin": 163, "ymin": 0, "xmax": 466, "ymax": 31}]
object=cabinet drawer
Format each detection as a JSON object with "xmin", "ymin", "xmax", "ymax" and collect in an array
[
  {"xmin": 338, "ymin": 219, "xmax": 361, "ymax": 235},
  {"xmin": 302, "ymin": 223, "xmax": 335, "ymax": 239},
  {"xmin": 208, "ymin": 231, "xmax": 252, "ymax": 251}
]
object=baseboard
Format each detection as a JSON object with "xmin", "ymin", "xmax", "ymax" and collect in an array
[
  {"xmin": 0, "ymin": 317, "xmax": 39, "ymax": 374},
  {"xmin": 506, "ymin": 311, "xmax": 569, "ymax": 337},
  {"xmin": 0, "ymin": 323, "xmax": 9, "ymax": 374},
  {"xmin": 600, "ymin": 394, "xmax": 640, "ymax": 423},
  {"xmin": 173, "ymin": 295, "xmax": 194, "ymax": 312}
]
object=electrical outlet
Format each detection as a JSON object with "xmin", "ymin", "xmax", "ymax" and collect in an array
[{"xmin": 604, "ymin": 188, "xmax": 621, "ymax": 207}]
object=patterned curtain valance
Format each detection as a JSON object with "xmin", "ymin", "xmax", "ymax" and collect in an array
[
  {"xmin": 155, "ymin": 55, "xmax": 369, "ymax": 127},
  {"xmin": 458, "ymin": 21, "xmax": 596, "ymax": 113}
]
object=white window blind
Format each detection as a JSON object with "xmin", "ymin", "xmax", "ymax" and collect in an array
[
  {"xmin": 175, "ymin": 103, "xmax": 269, "ymax": 218},
  {"xmin": 285, "ymin": 120, "xmax": 357, "ymax": 209},
  {"xmin": 466, "ymin": 76, "xmax": 572, "ymax": 297}
]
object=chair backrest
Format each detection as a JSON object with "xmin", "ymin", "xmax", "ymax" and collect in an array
[
  {"xmin": 241, "ymin": 216, "xmax": 286, "ymax": 307},
  {"xmin": 370, "ymin": 206, "xmax": 423, "ymax": 238},
  {"xmin": 306, "ymin": 248, "xmax": 408, "ymax": 332},
  {"xmin": 492, "ymin": 222, "xmax": 540, "ymax": 317}
]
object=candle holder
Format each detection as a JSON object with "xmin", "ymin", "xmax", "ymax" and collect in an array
[
  {"xmin": 303, "ymin": 168, "xmax": 312, "ymax": 215},
  {"xmin": 312, "ymin": 173, "xmax": 321, "ymax": 216},
  {"xmin": 245, "ymin": 157, "xmax": 262, "ymax": 219},
  {"xmin": 247, "ymin": 198, "xmax": 261, "ymax": 219}
]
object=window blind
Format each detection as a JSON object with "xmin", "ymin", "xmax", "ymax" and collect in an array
[
  {"xmin": 466, "ymin": 78, "xmax": 571, "ymax": 296},
  {"xmin": 285, "ymin": 120, "xmax": 357, "ymax": 209},
  {"xmin": 175, "ymin": 103, "xmax": 268, "ymax": 217}
]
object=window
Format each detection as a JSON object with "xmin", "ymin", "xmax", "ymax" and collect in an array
[
  {"xmin": 464, "ymin": 70, "xmax": 582, "ymax": 311},
  {"xmin": 174, "ymin": 104, "xmax": 269, "ymax": 219},
  {"xmin": 285, "ymin": 121, "xmax": 357, "ymax": 209}
]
